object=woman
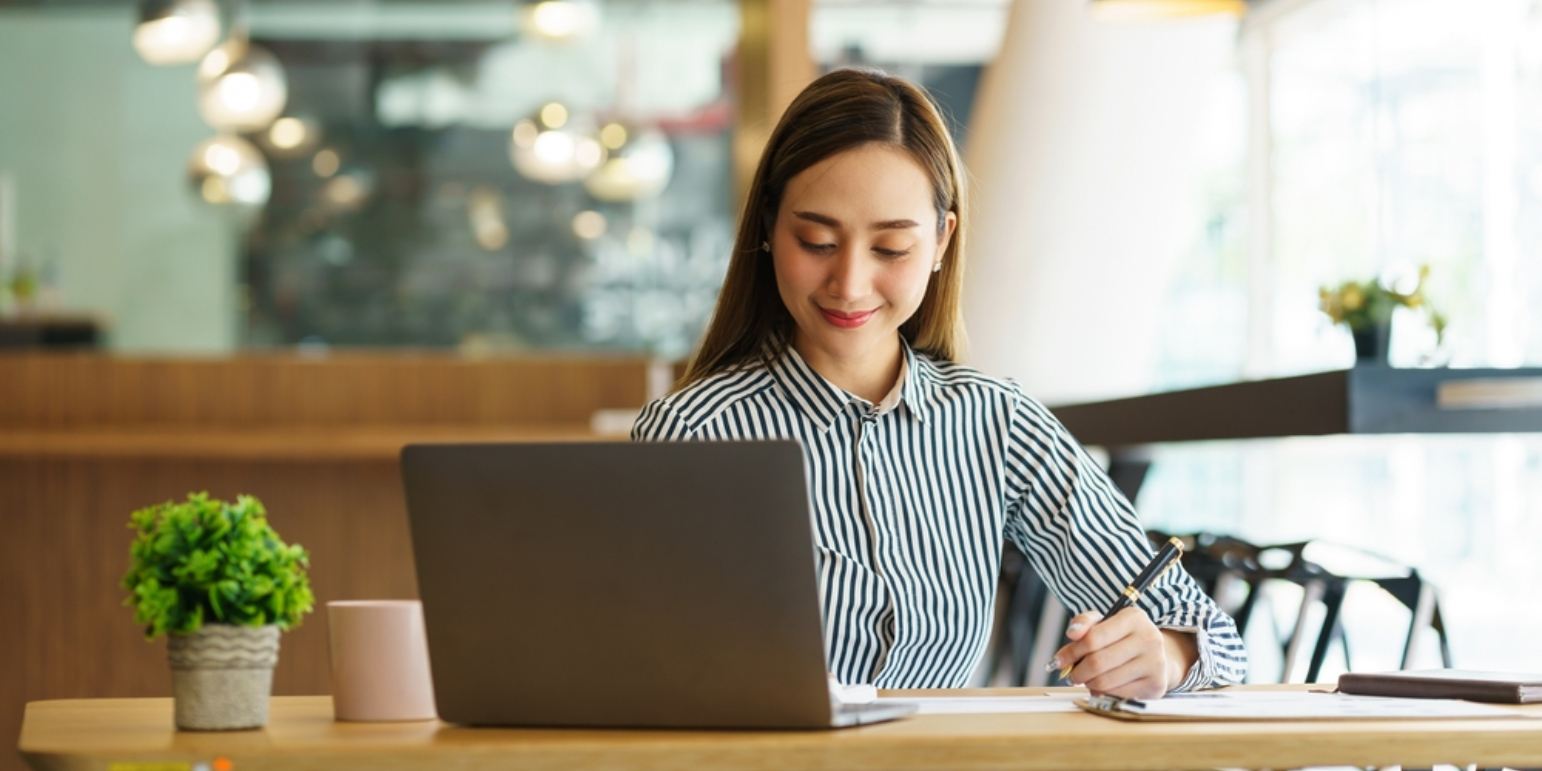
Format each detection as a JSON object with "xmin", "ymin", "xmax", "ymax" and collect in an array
[{"xmin": 633, "ymin": 68, "xmax": 1246, "ymax": 698}]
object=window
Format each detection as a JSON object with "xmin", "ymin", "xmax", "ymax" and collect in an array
[{"xmin": 1141, "ymin": 0, "xmax": 1542, "ymax": 678}]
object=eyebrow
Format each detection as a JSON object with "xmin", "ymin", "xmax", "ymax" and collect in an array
[{"xmin": 792, "ymin": 211, "xmax": 920, "ymax": 231}]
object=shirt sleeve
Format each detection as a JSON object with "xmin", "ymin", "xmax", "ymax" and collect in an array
[
  {"xmin": 999, "ymin": 382, "xmax": 1247, "ymax": 691},
  {"xmin": 631, "ymin": 398, "xmax": 691, "ymax": 442}
]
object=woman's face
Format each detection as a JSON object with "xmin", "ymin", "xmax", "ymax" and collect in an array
[{"xmin": 771, "ymin": 143, "xmax": 956, "ymax": 375}]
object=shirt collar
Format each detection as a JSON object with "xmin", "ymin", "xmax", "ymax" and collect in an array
[
  {"xmin": 767, "ymin": 338, "xmax": 931, "ymax": 432},
  {"xmin": 897, "ymin": 342, "xmax": 932, "ymax": 423},
  {"xmin": 873, "ymin": 355, "xmax": 908, "ymax": 416}
]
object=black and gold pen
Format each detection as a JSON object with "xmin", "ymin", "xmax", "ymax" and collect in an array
[{"xmin": 1047, "ymin": 536, "xmax": 1186, "ymax": 681}]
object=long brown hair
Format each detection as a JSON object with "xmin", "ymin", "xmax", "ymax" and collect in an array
[{"xmin": 677, "ymin": 68, "xmax": 968, "ymax": 391}]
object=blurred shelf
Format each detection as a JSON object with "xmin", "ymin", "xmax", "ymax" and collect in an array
[
  {"xmin": 0, "ymin": 424, "xmax": 612, "ymax": 461},
  {"xmin": 1049, "ymin": 366, "xmax": 1542, "ymax": 447},
  {"xmin": 0, "ymin": 313, "xmax": 102, "ymax": 349}
]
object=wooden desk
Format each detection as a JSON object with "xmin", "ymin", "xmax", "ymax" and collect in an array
[{"xmin": 19, "ymin": 690, "xmax": 1542, "ymax": 771}]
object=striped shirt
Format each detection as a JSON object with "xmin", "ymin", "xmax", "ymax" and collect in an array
[{"xmin": 632, "ymin": 340, "xmax": 1247, "ymax": 690}]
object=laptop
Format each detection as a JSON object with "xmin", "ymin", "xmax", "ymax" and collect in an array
[{"xmin": 400, "ymin": 440, "xmax": 916, "ymax": 729}]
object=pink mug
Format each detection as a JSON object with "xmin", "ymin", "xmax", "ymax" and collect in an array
[{"xmin": 327, "ymin": 600, "xmax": 437, "ymax": 721}]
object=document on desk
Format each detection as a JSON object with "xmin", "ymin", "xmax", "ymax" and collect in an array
[
  {"xmin": 1078, "ymin": 691, "xmax": 1537, "ymax": 721},
  {"xmin": 875, "ymin": 695, "xmax": 1083, "ymax": 714}
]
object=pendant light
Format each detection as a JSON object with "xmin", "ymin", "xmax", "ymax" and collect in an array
[
  {"xmin": 259, "ymin": 116, "xmax": 322, "ymax": 159},
  {"xmin": 520, "ymin": 0, "xmax": 601, "ymax": 42},
  {"xmin": 1089, "ymin": 0, "xmax": 1246, "ymax": 23},
  {"xmin": 133, "ymin": 0, "xmax": 222, "ymax": 66},
  {"xmin": 197, "ymin": 36, "xmax": 288, "ymax": 132},
  {"xmin": 582, "ymin": 122, "xmax": 674, "ymax": 201},
  {"xmin": 187, "ymin": 133, "xmax": 271, "ymax": 207},
  {"xmin": 509, "ymin": 102, "xmax": 607, "ymax": 184}
]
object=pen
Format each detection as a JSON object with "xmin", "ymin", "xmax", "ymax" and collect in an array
[{"xmin": 1048, "ymin": 536, "xmax": 1186, "ymax": 682}]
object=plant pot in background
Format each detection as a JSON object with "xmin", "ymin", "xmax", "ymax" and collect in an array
[
  {"xmin": 168, "ymin": 623, "xmax": 281, "ymax": 730},
  {"xmin": 1351, "ymin": 323, "xmax": 1391, "ymax": 366}
]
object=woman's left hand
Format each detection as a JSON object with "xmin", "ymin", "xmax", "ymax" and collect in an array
[{"xmin": 1048, "ymin": 607, "xmax": 1198, "ymax": 700}]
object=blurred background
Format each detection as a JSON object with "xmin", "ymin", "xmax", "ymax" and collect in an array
[
  {"xmin": 2, "ymin": 0, "xmax": 1541, "ymax": 762},
  {"xmin": 0, "ymin": 0, "xmax": 994, "ymax": 357}
]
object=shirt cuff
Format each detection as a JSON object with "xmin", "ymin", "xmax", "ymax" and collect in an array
[{"xmin": 1159, "ymin": 610, "xmax": 1248, "ymax": 692}]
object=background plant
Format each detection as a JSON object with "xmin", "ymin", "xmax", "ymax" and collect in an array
[
  {"xmin": 1319, "ymin": 265, "xmax": 1447, "ymax": 341},
  {"xmin": 122, "ymin": 493, "xmax": 314, "ymax": 639}
]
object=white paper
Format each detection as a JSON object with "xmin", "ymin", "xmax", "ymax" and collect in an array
[
  {"xmin": 831, "ymin": 682, "xmax": 878, "ymax": 704},
  {"xmin": 876, "ymin": 695, "xmax": 1083, "ymax": 714},
  {"xmin": 1087, "ymin": 690, "xmax": 1532, "ymax": 720}
]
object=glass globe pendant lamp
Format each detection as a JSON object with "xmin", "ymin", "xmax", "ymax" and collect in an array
[
  {"xmin": 509, "ymin": 102, "xmax": 606, "ymax": 184},
  {"xmin": 133, "ymin": 0, "xmax": 223, "ymax": 66},
  {"xmin": 520, "ymin": 0, "xmax": 601, "ymax": 42},
  {"xmin": 259, "ymin": 115, "xmax": 322, "ymax": 159},
  {"xmin": 197, "ymin": 38, "xmax": 288, "ymax": 132},
  {"xmin": 187, "ymin": 133, "xmax": 271, "ymax": 208},
  {"xmin": 583, "ymin": 122, "xmax": 674, "ymax": 202},
  {"xmin": 1088, "ymin": 0, "xmax": 1246, "ymax": 22}
]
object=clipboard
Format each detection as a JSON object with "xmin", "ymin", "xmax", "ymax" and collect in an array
[{"xmin": 1075, "ymin": 691, "xmax": 1533, "ymax": 721}]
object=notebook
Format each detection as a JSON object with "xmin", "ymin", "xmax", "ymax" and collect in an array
[{"xmin": 1337, "ymin": 670, "xmax": 1542, "ymax": 704}]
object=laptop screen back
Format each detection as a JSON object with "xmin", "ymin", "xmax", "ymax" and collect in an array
[{"xmin": 401, "ymin": 440, "xmax": 834, "ymax": 728}]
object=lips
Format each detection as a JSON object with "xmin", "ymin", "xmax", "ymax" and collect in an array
[{"xmin": 818, "ymin": 307, "xmax": 876, "ymax": 329}]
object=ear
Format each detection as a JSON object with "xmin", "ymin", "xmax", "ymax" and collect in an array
[
  {"xmin": 937, "ymin": 210, "xmax": 958, "ymax": 252},
  {"xmin": 761, "ymin": 200, "xmax": 779, "ymax": 245}
]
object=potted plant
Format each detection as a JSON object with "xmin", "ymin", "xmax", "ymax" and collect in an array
[
  {"xmin": 1319, "ymin": 265, "xmax": 1446, "ymax": 365},
  {"xmin": 121, "ymin": 492, "xmax": 314, "ymax": 730}
]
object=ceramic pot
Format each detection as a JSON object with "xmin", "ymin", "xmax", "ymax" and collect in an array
[
  {"xmin": 167, "ymin": 623, "xmax": 280, "ymax": 730},
  {"xmin": 1351, "ymin": 323, "xmax": 1391, "ymax": 366}
]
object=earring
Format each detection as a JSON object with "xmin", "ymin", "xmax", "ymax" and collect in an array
[
  {"xmin": 932, "ymin": 261, "xmax": 943, "ymax": 273},
  {"xmin": 761, "ymin": 241, "xmax": 771, "ymax": 253}
]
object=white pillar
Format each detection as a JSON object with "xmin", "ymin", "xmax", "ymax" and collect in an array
[{"xmin": 962, "ymin": 0, "xmax": 1238, "ymax": 403}]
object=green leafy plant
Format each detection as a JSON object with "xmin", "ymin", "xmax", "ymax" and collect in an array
[
  {"xmin": 1319, "ymin": 264, "xmax": 1447, "ymax": 341},
  {"xmin": 122, "ymin": 493, "xmax": 314, "ymax": 640}
]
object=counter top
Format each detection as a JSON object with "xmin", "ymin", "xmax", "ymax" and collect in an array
[{"xmin": 0, "ymin": 425, "xmax": 611, "ymax": 460}]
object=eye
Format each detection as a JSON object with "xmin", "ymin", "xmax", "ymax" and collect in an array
[
  {"xmin": 873, "ymin": 247, "xmax": 911, "ymax": 259},
  {"xmin": 797, "ymin": 238, "xmax": 835, "ymax": 255}
]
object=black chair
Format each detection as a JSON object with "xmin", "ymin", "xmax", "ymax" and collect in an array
[
  {"xmin": 1150, "ymin": 532, "xmax": 1454, "ymax": 683},
  {"xmin": 978, "ymin": 541, "xmax": 1069, "ymax": 687},
  {"xmin": 985, "ymin": 531, "xmax": 1453, "ymax": 686},
  {"xmin": 1258, "ymin": 540, "xmax": 1453, "ymax": 682}
]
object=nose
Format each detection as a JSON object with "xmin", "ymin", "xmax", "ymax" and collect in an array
[{"xmin": 824, "ymin": 245, "xmax": 871, "ymax": 301}]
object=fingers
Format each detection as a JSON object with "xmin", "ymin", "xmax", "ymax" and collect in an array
[
  {"xmin": 1064, "ymin": 625, "xmax": 1143, "ymax": 684},
  {"xmin": 1046, "ymin": 611, "xmax": 1103, "ymax": 680},
  {"xmin": 1063, "ymin": 611, "xmax": 1102, "ymax": 641},
  {"xmin": 1050, "ymin": 608, "xmax": 1128, "ymax": 674},
  {"xmin": 1081, "ymin": 656, "xmax": 1167, "ymax": 701},
  {"xmin": 1048, "ymin": 608, "xmax": 1165, "ymax": 691},
  {"xmin": 1074, "ymin": 636, "xmax": 1165, "ymax": 699}
]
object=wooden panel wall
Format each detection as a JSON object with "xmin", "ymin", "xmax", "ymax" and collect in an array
[{"xmin": 1, "ymin": 353, "xmax": 653, "ymax": 771}]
